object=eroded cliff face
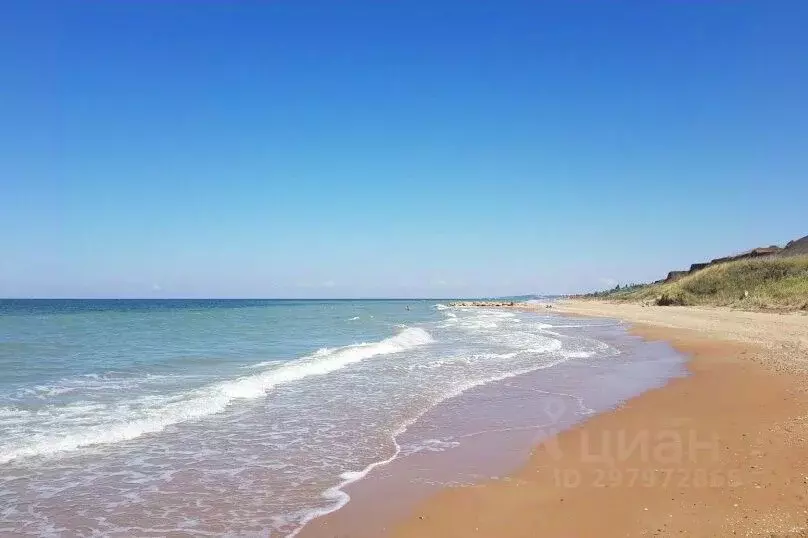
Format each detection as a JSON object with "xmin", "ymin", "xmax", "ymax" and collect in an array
[
  {"xmin": 782, "ymin": 235, "xmax": 808, "ymax": 257},
  {"xmin": 662, "ymin": 235, "xmax": 806, "ymax": 283}
]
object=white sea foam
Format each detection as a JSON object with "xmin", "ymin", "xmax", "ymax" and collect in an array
[
  {"xmin": 287, "ymin": 340, "xmax": 579, "ymax": 537},
  {"xmin": 241, "ymin": 359, "xmax": 286, "ymax": 369},
  {"xmin": 0, "ymin": 327, "xmax": 433, "ymax": 464},
  {"xmin": 12, "ymin": 373, "xmax": 170, "ymax": 401},
  {"xmin": 562, "ymin": 351, "xmax": 595, "ymax": 359},
  {"xmin": 399, "ymin": 438, "xmax": 461, "ymax": 456},
  {"xmin": 285, "ymin": 308, "xmax": 623, "ymax": 535},
  {"xmin": 1, "ymin": 300, "xmax": 679, "ymax": 538}
]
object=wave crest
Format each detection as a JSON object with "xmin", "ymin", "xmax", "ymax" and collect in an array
[{"xmin": 0, "ymin": 327, "xmax": 433, "ymax": 464}]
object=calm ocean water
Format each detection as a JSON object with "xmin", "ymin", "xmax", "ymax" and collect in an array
[{"xmin": 0, "ymin": 299, "xmax": 684, "ymax": 536}]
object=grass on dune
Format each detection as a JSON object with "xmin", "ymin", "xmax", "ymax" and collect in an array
[{"xmin": 591, "ymin": 255, "xmax": 808, "ymax": 311}]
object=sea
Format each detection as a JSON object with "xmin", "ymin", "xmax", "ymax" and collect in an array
[{"xmin": 0, "ymin": 299, "xmax": 686, "ymax": 536}]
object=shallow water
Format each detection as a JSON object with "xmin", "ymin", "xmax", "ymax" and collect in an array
[
  {"xmin": 300, "ymin": 315, "xmax": 687, "ymax": 537},
  {"xmin": 0, "ymin": 300, "xmax": 686, "ymax": 536}
]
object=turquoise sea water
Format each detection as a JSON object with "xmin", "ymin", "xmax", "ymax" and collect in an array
[{"xmin": 0, "ymin": 299, "xmax": 684, "ymax": 536}]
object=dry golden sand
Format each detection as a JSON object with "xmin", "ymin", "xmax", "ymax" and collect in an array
[{"xmin": 390, "ymin": 301, "xmax": 808, "ymax": 537}]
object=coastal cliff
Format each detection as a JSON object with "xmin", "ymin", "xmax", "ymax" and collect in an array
[{"xmin": 585, "ymin": 234, "xmax": 808, "ymax": 311}]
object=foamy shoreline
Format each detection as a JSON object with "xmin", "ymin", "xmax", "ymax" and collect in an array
[
  {"xmin": 297, "ymin": 303, "xmax": 689, "ymax": 537},
  {"xmin": 389, "ymin": 300, "xmax": 808, "ymax": 537},
  {"xmin": 6, "ymin": 299, "xmax": 665, "ymax": 537}
]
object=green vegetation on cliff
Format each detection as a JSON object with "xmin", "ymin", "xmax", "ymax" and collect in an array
[{"xmin": 589, "ymin": 255, "xmax": 808, "ymax": 311}]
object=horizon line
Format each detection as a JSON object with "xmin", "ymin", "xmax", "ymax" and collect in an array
[{"xmin": 0, "ymin": 295, "xmax": 555, "ymax": 301}]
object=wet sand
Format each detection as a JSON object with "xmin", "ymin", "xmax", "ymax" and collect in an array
[
  {"xmin": 299, "ymin": 308, "xmax": 687, "ymax": 537},
  {"xmin": 391, "ymin": 301, "xmax": 808, "ymax": 537}
]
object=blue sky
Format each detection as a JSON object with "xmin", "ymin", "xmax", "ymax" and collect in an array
[{"xmin": 2, "ymin": 1, "xmax": 807, "ymax": 298}]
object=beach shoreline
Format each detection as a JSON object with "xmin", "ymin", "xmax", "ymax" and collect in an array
[
  {"xmin": 386, "ymin": 301, "xmax": 808, "ymax": 537},
  {"xmin": 296, "ymin": 300, "xmax": 808, "ymax": 537},
  {"xmin": 296, "ymin": 304, "xmax": 687, "ymax": 537}
]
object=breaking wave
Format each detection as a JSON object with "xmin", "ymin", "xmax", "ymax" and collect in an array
[{"xmin": 0, "ymin": 327, "xmax": 433, "ymax": 464}]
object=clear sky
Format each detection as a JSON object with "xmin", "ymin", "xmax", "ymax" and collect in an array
[{"xmin": 2, "ymin": 1, "xmax": 807, "ymax": 298}]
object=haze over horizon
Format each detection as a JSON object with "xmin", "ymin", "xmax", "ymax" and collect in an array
[{"xmin": 2, "ymin": 1, "xmax": 807, "ymax": 298}]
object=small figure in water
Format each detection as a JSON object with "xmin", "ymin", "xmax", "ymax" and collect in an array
[{"xmin": 406, "ymin": 305, "xmax": 410, "ymax": 311}]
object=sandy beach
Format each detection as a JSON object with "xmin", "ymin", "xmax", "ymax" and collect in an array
[{"xmin": 386, "ymin": 301, "xmax": 808, "ymax": 537}]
